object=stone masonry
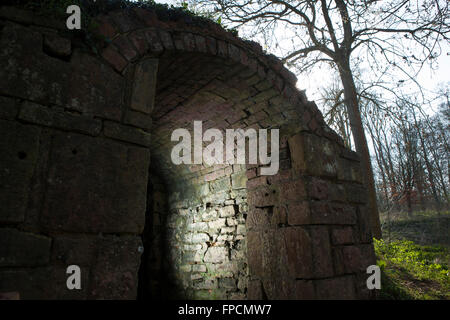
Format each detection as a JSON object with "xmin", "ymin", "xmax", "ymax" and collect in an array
[{"xmin": 0, "ymin": 4, "xmax": 376, "ymax": 299}]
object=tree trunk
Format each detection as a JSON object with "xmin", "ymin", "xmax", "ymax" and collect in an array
[
  {"xmin": 377, "ymin": 125, "xmax": 396, "ymax": 208},
  {"xmin": 367, "ymin": 120, "xmax": 389, "ymax": 210},
  {"xmin": 406, "ymin": 188, "xmax": 413, "ymax": 218},
  {"xmin": 382, "ymin": 129, "xmax": 399, "ymax": 210},
  {"xmin": 338, "ymin": 58, "xmax": 382, "ymax": 239}
]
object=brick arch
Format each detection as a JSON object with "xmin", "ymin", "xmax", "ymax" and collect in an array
[{"xmin": 0, "ymin": 5, "xmax": 375, "ymax": 300}]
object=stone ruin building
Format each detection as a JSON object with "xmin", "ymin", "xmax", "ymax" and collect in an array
[{"xmin": 0, "ymin": 3, "xmax": 376, "ymax": 299}]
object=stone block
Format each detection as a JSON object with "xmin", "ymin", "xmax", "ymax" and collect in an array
[
  {"xmin": 0, "ymin": 267, "xmax": 89, "ymax": 299},
  {"xmin": 102, "ymin": 46, "xmax": 127, "ymax": 72},
  {"xmin": 356, "ymin": 205, "xmax": 373, "ymax": 243},
  {"xmin": 345, "ymin": 183, "xmax": 368, "ymax": 204},
  {"xmin": 51, "ymin": 235, "xmax": 97, "ymax": 266},
  {"xmin": 333, "ymin": 244, "xmax": 375, "ymax": 274},
  {"xmin": 218, "ymin": 278, "xmax": 236, "ymax": 289},
  {"xmin": 0, "ymin": 96, "xmax": 18, "ymax": 120},
  {"xmin": 130, "ymin": 58, "xmax": 158, "ymax": 114},
  {"xmin": 205, "ymin": 36, "xmax": 217, "ymax": 55},
  {"xmin": 314, "ymin": 275, "xmax": 356, "ymax": 299},
  {"xmin": 310, "ymin": 201, "xmax": 357, "ymax": 225},
  {"xmin": 187, "ymin": 222, "xmax": 208, "ymax": 232},
  {"xmin": 226, "ymin": 217, "xmax": 238, "ymax": 226},
  {"xmin": 128, "ymin": 30, "xmax": 148, "ymax": 55},
  {"xmin": 43, "ymin": 34, "xmax": 71, "ymax": 57},
  {"xmin": 19, "ymin": 101, "xmax": 101, "ymax": 136},
  {"xmin": 287, "ymin": 201, "xmax": 310, "ymax": 225},
  {"xmin": 246, "ymin": 176, "xmax": 268, "ymax": 189},
  {"xmin": 184, "ymin": 250, "xmax": 203, "ymax": 263},
  {"xmin": 327, "ymin": 182, "xmax": 347, "ymax": 202},
  {"xmin": 0, "ymin": 228, "xmax": 51, "ymax": 267},
  {"xmin": 192, "ymin": 289, "xmax": 227, "ymax": 300},
  {"xmin": 193, "ymin": 279, "xmax": 217, "ymax": 290},
  {"xmin": 219, "ymin": 205, "xmax": 236, "ymax": 218},
  {"xmin": 0, "ymin": 23, "xmax": 62, "ymax": 104},
  {"xmin": 204, "ymin": 247, "xmax": 229, "ymax": 264},
  {"xmin": 290, "ymin": 133, "xmax": 338, "ymax": 177},
  {"xmin": 201, "ymin": 209, "xmax": 219, "ymax": 222},
  {"xmin": 182, "ymin": 32, "xmax": 196, "ymax": 51},
  {"xmin": 113, "ymin": 35, "xmax": 137, "ymax": 61},
  {"xmin": 294, "ymin": 280, "xmax": 315, "ymax": 299},
  {"xmin": 194, "ymin": 35, "xmax": 207, "ymax": 53},
  {"xmin": 0, "ymin": 120, "xmax": 40, "ymax": 223},
  {"xmin": 68, "ymin": 51, "xmax": 125, "ymax": 120},
  {"xmin": 282, "ymin": 227, "xmax": 313, "ymax": 278},
  {"xmin": 310, "ymin": 226, "xmax": 334, "ymax": 278},
  {"xmin": 192, "ymin": 264, "xmax": 207, "ymax": 273},
  {"xmin": 210, "ymin": 177, "xmax": 231, "ymax": 193},
  {"xmin": 104, "ymin": 120, "xmax": 151, "ymax": 147},
  {"xmin": 220, "ymin": 226, "xmax": 235, "ymax": 234},
  {"xmin": 144, "ymin": 29, "xmax": 164, "ymax": 52},
  {"xmin": 247, "ymin": 280, "xmax": 263, "ymax": 299},
  {"xmin": 41, "ymin": 132, "xmax": 149, "ymax": 233},
  {"xmin": 246, "ymin": 231, "xmax": 263, "ymax": 278},
  {"xmin": 279, "ymin": 179, "xmax": 306, "ymax": 202},
  {"xmin": 88, "ymin": 236, "xmax": 142, "ymax": 300},
  {"xmin": 308, "ymin": 178, "xmax": 329, "ymax": 200},
  {"xmin": 124, "ymin": 110, "xmax": 152, "ymax": 130},
  {"xmin": 288, "ymin": 133, "xmax": 306, "ymax": 174},
  {"xmin": 231, "ymin": 172, "xmax": 247, "ymax": 189},
  {"xmin": 247, "ymin": 206, "xmax": 274, "ymax": 229},
  {"xmin": 247, "ymin": 186, "xmax": 278, "ymax": 207},
  {"xmin": 236, "ymin": 224, "xmax": 246, "ymax": 235},
  {"xmin": 331, "ymin": 227, "xmax": 354, "ymax": 245},
  {"xmin": 229, "ymin": 292, "xmax": 246, "ymax": 300},
  {"xmin": 158, "ymin": 30, "xmax": 174, "ymax": 50},
  {"xmin": 355, "ymin": 271, "xmax": 377, "ymax": 299},
  {"xmin": 188, "ymin": 233, "xmax": 210, "ymax": 244},
  {"xmin": 179, "ymin": 265, "xmax": 192, "ymax": 273}
]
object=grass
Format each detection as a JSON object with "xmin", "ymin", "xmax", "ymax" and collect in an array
[
  {"xmin": 380, "ymin": 210, "xmax": 450, "ymax": 246},
  {"xmin": 375, "ymin": 210, "xmax": 450, "ymax": 300}
]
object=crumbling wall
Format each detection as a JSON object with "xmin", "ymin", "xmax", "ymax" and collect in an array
[
  {"xmin": 0, "ymin": 5, "xmax": 376, "ymax": 300},
  {"xmin": 0, "ymin": 7, "xmax": 148, "ymax": 299}
]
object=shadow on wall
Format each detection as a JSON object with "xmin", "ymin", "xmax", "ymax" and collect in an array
[{"xmin": 138, "ymin": 171, "xmax": 182, "ymax": 299}]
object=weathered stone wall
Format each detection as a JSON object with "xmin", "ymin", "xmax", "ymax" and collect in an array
[
  {"xmin": 138, "ymin": 169, "xmax": 249, "ymax": 300},
  {"xmin": 0, "ymin": 5, "xmax": 376, "ymax": 300},
  {"xmin": 160, "ymin": 165, "xmax": 249, "ymax": 300},
  {"xmin": 246, "ymin": 130, "xmax": 376, "ymax": 299},
  {"xmin": 0, "ymin": 8, "xmax": 151, "ymax": 299}
]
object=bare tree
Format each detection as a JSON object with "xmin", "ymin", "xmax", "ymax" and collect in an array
[
  {"xmin": 362, "ymin": 90, "xmax": 449, "ymax": 218},
  {"xmin": 191, "ymin": 0, "xmax": 450, "ymax": 238},
  {"xmin": 320, "ymin": 76, "xmax": 352, "ymax": 149}
]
